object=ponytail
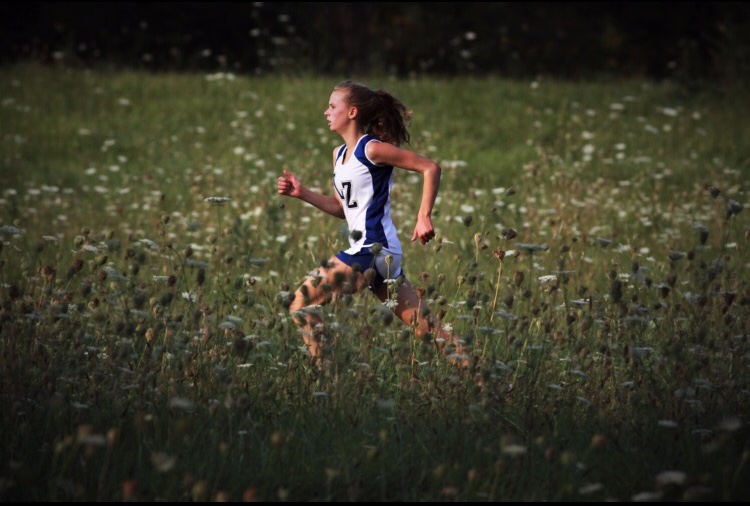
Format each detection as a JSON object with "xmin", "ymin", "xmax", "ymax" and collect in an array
[{"xmin": 334, "ymin": 81, "xmax": 412, "ymax": 146}]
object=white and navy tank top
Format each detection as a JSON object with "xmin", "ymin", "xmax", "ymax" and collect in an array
[{"xmin": 333, "ymin": 134, "xmax": 402, "ymax": 255}]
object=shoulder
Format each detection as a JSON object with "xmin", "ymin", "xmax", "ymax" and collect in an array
[{"xmin": 365, "ymin": 138, "xmax": 402, "ymax": 165}]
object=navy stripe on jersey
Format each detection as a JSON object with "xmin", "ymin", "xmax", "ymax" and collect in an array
[{"xmin": 353, "ymin": 137, "xmax": 393, "ymax": 248}]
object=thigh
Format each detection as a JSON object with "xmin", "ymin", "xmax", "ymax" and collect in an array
[{"xmin": 293, "ymin": 256, "xmax": 365, "ymax": 308}]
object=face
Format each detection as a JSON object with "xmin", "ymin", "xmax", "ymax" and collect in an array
[{"xmin": 324, "ymin": 89, "xmax": 355, "ymax": 134}]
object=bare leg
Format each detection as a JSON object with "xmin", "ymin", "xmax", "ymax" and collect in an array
[
  {"xmin": 374, "ymin": 277, "xmax": 473, "ymax": 369},
  {"xmin": 288, "ymin": 256, "xmax": 364, "ymax": 365}
]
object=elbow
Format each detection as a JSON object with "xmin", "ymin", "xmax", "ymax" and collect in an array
[{"xmin": 431, "ymin": 162, "xmax": 442, "ymax": 179}]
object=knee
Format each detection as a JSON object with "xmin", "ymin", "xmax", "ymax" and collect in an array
[{"xmin": 288, "ymin": 296, "xmax": 303, "ymax": 314}]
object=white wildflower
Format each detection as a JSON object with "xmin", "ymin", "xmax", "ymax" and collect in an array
[
  {"xmin": 501, "ymin": 444, "xmax": 527, "ymax": 456},
  {"xmin": 140, "ymin": 238, "xmax": 159, "ymax": 250},
  {"xmin": 632, "ymin": 491, "xmax": 662, "ymax": 501},
  {"xmin": 205, "ymin": 196, "xmax": 231, "ymax": 205},
  {"xmin": 655, "ymin": 470, "xmax": 687, "ymax": 486},
  {"xmin": 77, "ymin": 433, "xmax": 107, "ymax": 447},
  {"xmin": 168, "ymin": 396, "xmax": 194, "ymax": 411},
  {"xmin": 578, "ymin": 483, "xmax": 604, "ymax": 495},
  {"xmin": 0, "ymin": 225, "xmax": 22, "ymax": 236},
  {"xmin": 717, "ymin": 416, "xmax": 741, "ymax": 432}
]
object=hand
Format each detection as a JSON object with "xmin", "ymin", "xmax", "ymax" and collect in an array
[
  {"xmin": 411, "ymin": 215, "xmax": 435, "ymax": 245},
  {"xmin": 277, "ymin": 169, "xmax": 303, "ymax": 198}
]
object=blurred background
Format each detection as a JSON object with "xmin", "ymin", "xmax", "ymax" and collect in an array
[{"xmin": 1, "ymin": 2, "xmax": 749, "ymax": 86}]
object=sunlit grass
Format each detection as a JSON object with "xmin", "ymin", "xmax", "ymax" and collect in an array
[{"xmin": 1, "ymin": 63, "xmax": 749, "ymax": 501}]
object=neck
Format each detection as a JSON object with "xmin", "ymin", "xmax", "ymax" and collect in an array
[{"xmin": 340, "ymin": 125, "xmax": 366, "ymax": 151}]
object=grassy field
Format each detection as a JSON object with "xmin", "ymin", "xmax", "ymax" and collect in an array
[{"xmin": 1, "ymin": 63, "xmax": 749, "ymax": 501}]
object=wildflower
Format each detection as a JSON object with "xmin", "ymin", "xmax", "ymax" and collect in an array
[
  {"xmin": 204, "ymin": 196, "xmax": 231, "ymax": 205},
  {"xmin": 151, "ymin": 452, "xmax": 177, "ymax": 473},
  {"xmin": 515, "ymin": 242, "xmax": 549, "ymax": 252},
  {"xmin": 578, "ymin": 483, "xmax": 604, "ymax": 495},
  {"xmin": 717, "ymin": 416, "xmax": 741, "ymax": 432},
  {"xmin": 632, "ymin": 491, "xmax": 662, "ymax": 502},
  {"xmin": 168, "ymin": 396, "xmax": 195, "ymax": 411},
  {"xmin": 140, "ymin": 238, "xmax": 159, "ymax": 250},
  {"xmin": 376, "ymin": 399, "xmax": 396, "ymax": 411},
  {"xmin": 501, "ymin": 444, "xmax": 527, "ymax": 456},
  {"xmin": 655, "ymin": 470, "xmax": 687, "ymax": 487},
  {"xmin": 494, "ymin": 310, "xmax": 515, "ymax": 320},
  {"xmin": 668, "ymin": 251, "xmax": 687, "ymax": 262},
  {"xmin": 0, "ymin": 225, "xmax": 22, "ymax": 236},
  {"xmin": 187, "ymin": 258, "xmax": 209, "ymax": 269},
  {"xmin": 383, "ymin": 299, "xmax": 398, "ymax": 309}
]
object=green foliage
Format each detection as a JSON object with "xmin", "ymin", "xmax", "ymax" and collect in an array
[{"xmin": 1, "ymin": 64, "xmax": 749, "ymax": 501}]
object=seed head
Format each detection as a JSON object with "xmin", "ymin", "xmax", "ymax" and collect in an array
[
  {"xmin": 500, "ymin": 228, "xmax": 517, "ymax": 240},
  {"xmin": 727, "ymin": 199, "xmax": 743, "ymax": 217},
  {"xmin": 610, "ymin": 278, "xmax": 623, "ymax": 303},
  {"xmin": 363, "ymin": 268, "xmax": 376, "ymax": 286},
  {"xmin": 694, "ymin": 225, "xmax": 709, "ymax": 245}
]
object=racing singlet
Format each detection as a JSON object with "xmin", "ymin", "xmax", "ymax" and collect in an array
[{"xmin": 333, "ymin": 134, "xmax": 402, "ymax": 256}]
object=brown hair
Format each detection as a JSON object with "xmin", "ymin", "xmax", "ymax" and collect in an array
[{"xmin": 334, "ymin": 80, "xmax": 412, "ymax": 146}]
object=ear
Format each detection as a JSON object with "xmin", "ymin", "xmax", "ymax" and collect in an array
[{"xmin": 348, "ymin": 106, "xmax": 358, "ymax": 119}]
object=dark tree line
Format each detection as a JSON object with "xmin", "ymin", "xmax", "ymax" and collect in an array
[{"xmin": 2, "ymin": 2, "xmax": 748, "ymax": 84}]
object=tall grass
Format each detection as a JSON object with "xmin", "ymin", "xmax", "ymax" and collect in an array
[{"xmin": 1, "ymin": 63, "xmax": 749, "ymax": 501}]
